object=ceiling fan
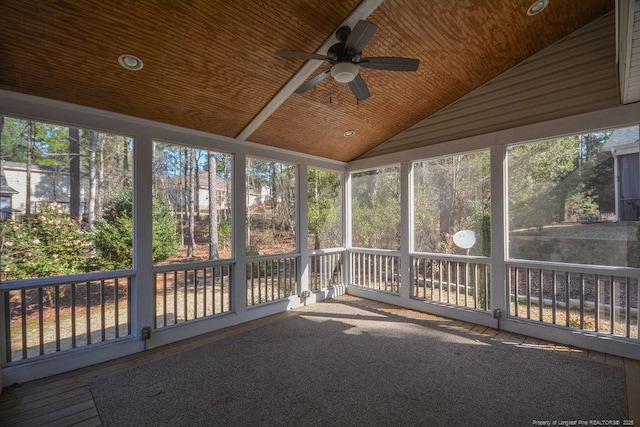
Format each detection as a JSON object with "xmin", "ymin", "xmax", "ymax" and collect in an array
[{"xmin": 276, "ymin": 20, "xmax": 419, "ymax": 101}]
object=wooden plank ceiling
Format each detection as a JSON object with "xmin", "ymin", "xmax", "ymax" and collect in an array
[{"xmin": 0, "ymin": 0, "xmax": 614, "ymax": 162}]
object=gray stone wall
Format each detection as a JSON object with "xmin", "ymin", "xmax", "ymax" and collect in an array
[{"xmin": 509, "ymin": 235, "xmax": 637, "ymax": 267}]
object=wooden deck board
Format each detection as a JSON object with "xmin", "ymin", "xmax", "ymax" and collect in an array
[
  {"xmin": 18, "ymin": 400, "xmax": 95, "ymax": 427},
  {"xmin": 0, "ymin": 296, "xmax": 635, "ymax": 426},
  {"xmin": 0, "ymin": 387, "xmax": 90, "ymax": 418}
]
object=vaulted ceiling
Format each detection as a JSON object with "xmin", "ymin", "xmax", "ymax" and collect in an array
[{"xmin": 0, "ymin": 0, "xmax": 616, "ymax": 162}]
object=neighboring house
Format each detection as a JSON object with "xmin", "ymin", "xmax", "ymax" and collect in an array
[
  {"xmin": 165, "ymin": 174, "xmax": 233, "ymax": 215},
  {"xmin": 0, "ymin": 160, "xmax": 71, "ymax": 218},
  {"xmin": 0, "ymin": 167, "xmax": 18, "ymax": 221},
  {"xmin": 603, "ymin": 126, "xmax": 640, "ymax": 221}
]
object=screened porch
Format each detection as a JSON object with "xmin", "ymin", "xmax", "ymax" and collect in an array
[{"xmin": 1, "ymin": 0, "xmax": 640, "ymax": 424}]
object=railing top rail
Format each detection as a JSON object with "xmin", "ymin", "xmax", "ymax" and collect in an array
[
  {"xmin": 0, "ymin": 269, "xmax": 136, "ymax": 291},
  {"xmin": 348, "ymin": 247, "xmax": 401, "ymax": 256},
  {"xmin": 410, "ymin": 252, "xmax": 491, "ymax": 264},
  {"xmin": 152, "ymin": 259, "xmax": 236, "ymax": 274},
  {"xmin": 506, "ymin": 258, "xmax": 640, "ymax": 277},
  {"xmin": 247, "ymin": 252, "xmax": 301, "ymax": 262},
  {"xmin": 309, "ymin": 247, "xmax": 346, "ymax": 256}
]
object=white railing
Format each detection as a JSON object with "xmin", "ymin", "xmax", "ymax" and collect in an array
[
  {"xmin": 246, "ymin": 254, "xmax": 298, "ymax": 306},
  {"xmin": 507, "ymin": 260, "xmax": 639, "ymax": 340},
  {"xmin": 349, "ymin": 248, "xmax": 401, "ymax": 294},
  {"xmin": 411, "ymin": 253, "xmax": 491, "ymax": 311},
  {"xmin": 308, "ymin": 249, "xmax": 344, "ymax": 291},
  {"xmin": 153, "ymin": 260, "xmax": 234, "ymax": 329},
  {"xmin": 1, "ymin": 270, "xmax": 133, "ymax": 364}
]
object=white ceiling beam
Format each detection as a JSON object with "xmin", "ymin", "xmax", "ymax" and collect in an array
[
  {"xmin": 618, "ymin": 0, "xmax": 638, "ymax": 104},
  {"xmin": 236, "ymin": 0, "xmax": 385, "ymax": 141}
]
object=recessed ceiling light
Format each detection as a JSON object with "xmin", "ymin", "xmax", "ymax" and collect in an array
[
  {"xmin": 118, "ymin": 54, "xmax": 143, "ymax": 71},
  {"xmin": 343, "ymin": 130, "xmax": 356, "ymax": 137},
  {"xmin": 527, "ymin": 0, "xmax": 549, "ymax": 16}
]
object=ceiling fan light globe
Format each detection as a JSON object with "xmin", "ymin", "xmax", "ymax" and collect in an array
[{"xmin": 331, "ymin": 62, "xmax": 359, "ymax": 83}]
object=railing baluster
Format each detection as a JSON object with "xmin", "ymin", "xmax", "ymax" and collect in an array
[
  {"xmin": 625, "ymin": 277, "xmax": 631, "ymax": 338},
  {"xmin": 431, "ymin": 259, "xmax": 435, "ymax": 301},
  {"xmin": 472, "ymin": 263, "xmax": 478, "ymax": 308},
  {"xmin": 455, "ymin": 261, "xmax": 460, "ymax": 306},
  {"xmin": 513, "ymin": 267, "xmax": 519, "ymax": 317},
  {"xmin": 203, "ymin": 267, "xmax": 208, "ymax": 317},
  {"xmin": 287, "ymin": 258, "xmax": 292, "ymax": 296},
  {"xmin": 579, "ymin": 273, "xmax": 585, "ymax": 329},
  {"xmin": 183, "ymin": 270, "xmax": 188, "ymax": 322},
  {"xmin": 538, "ymin": 269, "xmax": 543, "ymax": 322},
  {"xmin": 192, "ymin": 269, "xmax": 197, "ymax": 319},
  {"xmin": 250, "ymin": 262, "xmax": 255, "ymax": 305},
  {"xmin": 71, "ymin": 283, "xmax": 76, "ymax": 348},
  {"xmin": 552, "ymin": 270, "xmax": 557, "ymax": 325},
  {"xmin": 5, "ymin": 291, "xmax": 12, "ymax": 362},
  {"xmin": 637, "ymin": 278, "xmax": 640, "ymax": 340},
  {"xmin": 526, "ymin": 268, "xmax": 531, "ymax": 320},
  {"xmin": 610, "ymin": 275, "xmax": 615, "ymax": 335},
  {"xmin": 565, "ymin": 272, "xmax": 570, "ymax": 327},
  {"xmin": 21, "ymin": 289, "xmax": 27, "ymax": 359},
  {"xmin": 115, "ymin": 278, "xmax": 120, "ymax": 338},
  {"xmin": 594, "ymin": 275, "xmax": 600, "ymax": 332},
  {"xmin": 101, "ymin": 280, "xmax": 106, "ymax": 342},
  {"xmin": 271, "ymin": 259, "xmax": 275, "ymax": 301},
  {"xmin": 484, "ymin": 264, "xmax": 489, "ymax": 310},
  {"xmin": 38, "ymin": 287, "xmax": 44, "ymax": 355},
  {"xmin": 448, "ymin": 261, "xmax": 453, "ymax": 303},
  {"xmin": 215, "ymin": 266, "xmax": 219, "ymax": 313},
  {"xmin": 55, "ymin": 285, "xmax": 61, "ymax": 351},
  {"xmin": 438, "ymin": 260, "xmax": 443, "ymax": 302},
  {"xmin": 86, "ymin": 281, "xmax": 91, "ymax": 345}
]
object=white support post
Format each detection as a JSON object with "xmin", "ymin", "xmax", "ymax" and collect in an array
[
  {"xmin": 298, "ymin": 164, "xmax": 309, "ymax": 296},
  {"xmin": 490, "ymin": 145, "xmax": 507, "ymax": 325},
  {"xmin": 400, "ymin": 161, "xmax": 413, "ymax": 300},
  {"xmin": 233, "ymin": 152, "xmax": 248, "ymax": 315},
  {"xmin": 343, "ymin": 171, "xmax": 352, "ymax": 286},
  {"xmin": 133, "ymin": 133, "xmax": 154, "ymax": 340}
]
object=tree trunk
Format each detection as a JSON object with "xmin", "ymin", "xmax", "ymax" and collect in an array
[
  {"xmin": 270, "ymin": 163, "xmax": 277, "ymax": 208},
  {"xmin": 186, "ymin": 148, "xmax": 196, "ymax": 257},
  {"xmin": 88, "ymin": 131, "xmax": 98, "ymax": 228},
  {"xmin": 122, "ymin": 137, "xmax": 131, "ymax": 186},
  {"xmin": 208, "ymin": 153, "xmax": 219, "ymax": 260},
  {"xmin": 25, "ymin": 121, "xmax": 34, "ymax": 217},
  {"xmin": 69, "ymin": 128, "xmax": 81, "ymax": 220},
  {"xmin": 95, "ymin": 134, "xmax": 104, "ymax": 217},
  {"xmin": 195, "ymin": 152, "xmax": 201, "ymax": 221}
]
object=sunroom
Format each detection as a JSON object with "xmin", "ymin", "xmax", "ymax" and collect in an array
[{"xmin": 0, "ymin": 0, "xmax": 639, "ymax": 424}]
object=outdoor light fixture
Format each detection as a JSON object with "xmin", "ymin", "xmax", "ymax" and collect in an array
[
  {"xmin": 343, "ymin": 130, "xmax": 356, "ymax": 137},
  {"xmin": 118, "ymin": 54, "xmax": 144, "ymax": 71},
  {"xmin": 331, "ymin": 62, "xmax": 359, "ymax": 83},
  {"xmin": 527, "ymin": 0, "xmax": 549, "ymax": 16}
]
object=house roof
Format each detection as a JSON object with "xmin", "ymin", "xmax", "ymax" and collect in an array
[
  {"xmin": 603, "ymin": 126, "xmax": 640, "ymax": 152},
  {"xmin": 0, "ymin": 1, "xmax": 616, "ymax": 162},
  {"xmin": 0, "ymin": 172, "xmax": 18, "ymax": 195}
]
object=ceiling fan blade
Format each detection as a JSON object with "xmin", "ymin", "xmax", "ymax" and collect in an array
[
  {"xmin": 295, "ymin": 69, "xmax": 331, "ymax": 94},
  {"xmin": 276, "ymin": 50, "xmax": 328, "ymax": 61},
  {"xmin": 348, "ymin": 74, "xmax": 370, "ymax": 101},
  {"xmin": 344, "ymin": 20, "xmax": 378, "ymax": 54},
  {"xmin": 359, "ymin": 57, "xmax": 420, "ymax": 71}
]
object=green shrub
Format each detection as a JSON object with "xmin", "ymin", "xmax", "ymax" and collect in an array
[
  {"xmin": 218, "ymin": 220, "xmax": 232, "ymax": 250},
  {"xmin": 93, "ymin": 192, "xmax": 180, "ymax": 269},
  {"xmin": 0, "ymin": 202, "xmax": 91, "ymax": 280}
]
